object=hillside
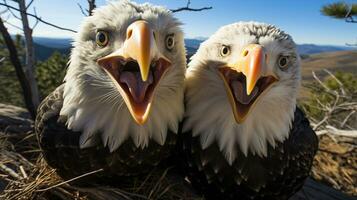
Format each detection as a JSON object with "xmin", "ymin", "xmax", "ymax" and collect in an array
[
  {"xmin": 301, "ymin": 50, "xmax": 357, "ymax": 80},
  {"xmin": 34, "ymin": 43, "xmax": 70, "ymax": 61},
  {"xmin": 297, "ymin": 44, "xmax": 352, "ymax": 55}
]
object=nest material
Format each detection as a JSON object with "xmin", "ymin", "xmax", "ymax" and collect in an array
[{"xmin": 0, "ymin": 131, "xmax": 202, "ymax": 200}]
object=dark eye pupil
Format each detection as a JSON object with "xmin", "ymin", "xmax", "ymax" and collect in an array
[
  {"xmin": 222, "ymin": 47, "xmax": 228, "ymax": 55},
  {"xmin": 280, "ymin": 58, "xmax": 287, "ymax": 66},
  {"xmin": 97, "ymin": 33, "xmax": 106, "ymax": 43},
  {"xmin": 167, "ymin": 38, "xmax": 173, "ymax": 46}
]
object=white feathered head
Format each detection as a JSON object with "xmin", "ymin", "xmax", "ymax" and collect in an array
[
  {"xmin": 60, "ymin": 0, "xmax": 186, "ymax": 151},
  {"xmin": 184, "ymin": 22, "xmax": 300, "ymax": 164}
]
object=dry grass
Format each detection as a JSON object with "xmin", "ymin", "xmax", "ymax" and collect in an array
[
  {"xmin": 300, "ymin": 50, "xmax": 357, "ymax": 80},
  {"xmin": 312, "ymin": 135, "xmax": 357, "ymax": 195},
  {"xmin": 1, "ymin": 111, "xmax": 355, "ymax": 199},
  {"xmin": 0, "ymin": 132, "xmax": 202, "ymax": 200},
  {"xmin": 300, "ymin": 69, "xmax": 357, "ymax": 196}
]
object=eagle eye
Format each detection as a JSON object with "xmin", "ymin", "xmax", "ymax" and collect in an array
[
  {"xmin": 165, "ymin": 34, "xmax": 175, "ymax": 50},
  {"xmin": 278, "ymin": 56, "xmax": 289, "ymax": 69},
  {"xmin": 220, "ymin": 45, "xmax": 230, "ymax": 57},
  {"xmin": 96, "ymin": 31, "xmax": 109, "ymax": 47}
]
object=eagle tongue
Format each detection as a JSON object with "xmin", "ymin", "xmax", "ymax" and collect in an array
[
  {"xmin": 230, "ymin": 80, "xmax": 258, "ymax": 105},
  {"xmin": 120, "ymin": 71, "xmax": 153, "ymax": 103}
]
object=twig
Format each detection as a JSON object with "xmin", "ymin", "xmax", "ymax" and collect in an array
[
  {"xmin": 315, "ymin": 126, "xmax": 357, "ymax": 137},
  {"xmin": 26, "ymin": 0, "xmax": 34, "ymax": 9},
  {"xmin": 37, "ymin": 168, "xmax": 104, "ymax": 192},
  {"xmin": 148, "ymin": 168, "xmax": 170, "ymax": 199},
  {"xmin": 340, "ymin": 110, "xmax": 356, "ymax": 128},
  {"xmin": 0, "ymin": 2, "xmax": 76, "ymax": 33},
  {"xmin": 78, "ymin": 0, "xmax": 96, "ymax": 16},
  {"xmin": 19, "ymin": 165, "xmax": 28, "ymax": 179},
  {"xmin": 77, "ymin": 3, "xmax": 87, "ymax": 16},
  {"xmin": 344, "ymin": 3, "xmax": 357, "ymax": 23},
  {"xmin": 171, "ymin": 0, "xmax": 212, "ymax": 13},
  {"xmin": 3, "ymin": 0, "xmax": 21, "ymax": 20},
  {"xmin": 313, "ymin": 115, "xmax": 329, "ymax": 130},
  {"xmin": 323, "ymin": 69, "xmax": 346, "ymax": 96},
  {"xmin": 0, "ymin": 8, "xmax": 7, "ymax": 15},
  {"xmin": 312, "ymin": 71, "xmax": 336, "ymax": 95},
  {"xmin": 4, "ymin": 20, "xmax": 22, "ymax": 30},
  {"xmin": 31, "ymin": 7, "xmax": 38, "ymax": 29},
  {"xmin": 0, "ymin": 163, "xmax": 22, "ymax": 180},
  {"xmin": 306, "ymin": 70, "xmax": 357, "ymax": 139}
]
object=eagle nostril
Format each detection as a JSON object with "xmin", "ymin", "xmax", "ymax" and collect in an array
[{"xmin": 127, "ymin": 29, "xmax": 133, "ymax": 39}]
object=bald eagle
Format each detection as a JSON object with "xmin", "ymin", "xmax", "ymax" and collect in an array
[
  {"xmin": 181, "ymin": 22, "xmax": 318, "ymax": 199},
  {"xmin": 35, "ymin": 1, "xmax": 186, "ymax": 181}
]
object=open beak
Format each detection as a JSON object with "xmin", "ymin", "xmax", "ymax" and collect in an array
[
  {"xmin": 97, "ymin": 20, "xmax": 171, "ymax": 125},
  {"xmin": 218, "ymin": 44, "xmax": 277, "ymax": 123}
]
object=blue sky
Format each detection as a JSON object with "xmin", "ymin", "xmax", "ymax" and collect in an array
[{"xmin": 3, "ymin": 0, "xmax": 357, "ymax": 45}]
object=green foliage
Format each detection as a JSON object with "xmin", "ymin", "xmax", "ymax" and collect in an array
[
  {"xmin": 36, "ymin": 52, "xmax": 68, "ymax": 98},
  {"xmin": 325, "ymin": 72, "xmax": 357, "ymax": 93},
  {"xmin": 302, "ymin": 71, "xmax": 357, "ymax": 129},
  {"xmin": 0, "ymin": 35, "xmax": 26, "ymax": 107},
  {"xmin": 321, "ymin": 2, "xmax": 357, "ymax": 19},
  {"xmin": 0, "ymin": 34, "xmax": 68, "ymax": 106}
]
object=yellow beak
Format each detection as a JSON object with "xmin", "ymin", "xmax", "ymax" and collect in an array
[
  {"xmin": 123, "ymin": 20, "xmax": 154, "ymax": 81},
  {"xmin": 230, "ymin": 44, "xmax": 266, "ymax": 95}
]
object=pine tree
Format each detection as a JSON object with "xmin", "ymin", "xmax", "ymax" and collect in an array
[
  {"xmin": 321, "ymin": 2, "xmax": 357, "ymax": 23},
  {"xmin": 0, "ymin": 35, "xmax": 26, "ymax": 106},
  {"xmin": 0, "ymin": 35, "xmax": 68, "ymax": 106},
  {"xmin": 36, "ymin": 52, "xmax": 68, "ymax": 98}
]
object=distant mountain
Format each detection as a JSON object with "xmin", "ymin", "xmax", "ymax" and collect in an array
[
  {"xmin": 31, "ymin": 37, "xmax": 356, "ymax": 61},
  {"xmin": 34, "ymin": 43, "xmax": 70, "ymax": 61},
  {"xmin": 33, "ymin": 37, "xmax": 72, "ymax": 48},
  {"xmin": 297, "ymin": 44, "xmax": 353, "ymax": 55},
  {"xmin": 31, "ymin": 37, "xmax": 71, "ymax": 61}
]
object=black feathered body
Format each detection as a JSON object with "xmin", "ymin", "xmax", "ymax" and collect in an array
[
  {"xmin": 180, "ymin": 108, "xmax": 318, "ymax": 200},
  {"xmin": 35, "ymin": 85, "xmax": 177, "ymax": 182}
]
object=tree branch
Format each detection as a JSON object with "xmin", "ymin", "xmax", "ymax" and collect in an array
[
  {"xmin": 0, "ymin": 2, "xmax": 77, "ymax": 33},
  {"xmin": 0, "ymin": 17, "xmax": 36, "ymax": 119},
  {"xmin": 171, "ymin": 0, "xmax": 212, "ymax": 13},
  {"xmin": 77, "ymin": 3, "xmax": 87, "ymax": 16},
  {"xmin": 306, "ymin": 69, "xmax": 357, "ymax": 137},
  {"xmin": 3, "ymin": 0, "xmax": 21, "ymax": 20},
  {"xmin": 77, "ymin": 0, "xmax": 96, "ymax": 16},
  {"xmin": 315, "ymin": 125, "xmax": 357, "ymax": 137},
  {"xmin": 4, "ymin": 19, "xmax": 22, "ymax": 30},
  {"xmin": 31, "ymin": 6, "xmax": 38, "ymax": 29},
  {"xmin": 18, "ymin": 0, "xmax": 40, "ymax": 109},
  {"xmin": 345, "ymin": 16, "xmax": 357, "ymax": 23},
  {"xmin": 345, "ymin": 42, "xmax": 357, "ymax": 46},
  {"xmin": 345, "ymin": 4, "xmax": 357, "ymax": 23},
  {"xmin": 0, "ymin": 7, "xmax": 7, "ymax": 15},
  {"xmin": 26, "ymin": 0, "xmax": 34, "ymax": 9}
]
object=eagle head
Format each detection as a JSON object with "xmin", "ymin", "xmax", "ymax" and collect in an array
[
  {"xmin": 184, "ymin": 22, "xmax": 300, "ymax": 164},
  {"xmin": 60, "ymin": 0, "xmax": 186, "ymax": 151}
]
